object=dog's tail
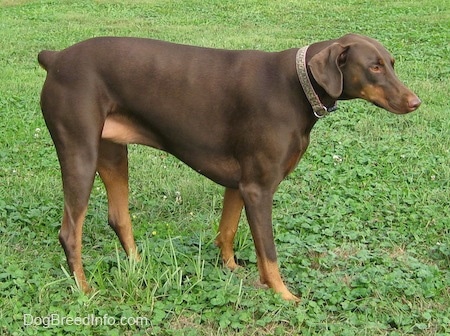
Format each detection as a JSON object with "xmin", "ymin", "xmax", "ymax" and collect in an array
[{"xmin": 37, "ymin": 50, "xmax": 58, "ymax": 71}]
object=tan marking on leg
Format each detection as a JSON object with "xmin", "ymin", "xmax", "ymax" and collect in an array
[
  {"xmin": 59, "ymin": 204, "xmax": 91, "ymax": 293},
  {"xmin": 258, "ymin": 258, "xmax": 299, "ymax": 301},
  {"xmin": 97, "ymin": 142, "xmax": 139, "ymax": 261},
  {"xmin": 215, "ymin": 188, "xmax": 244, "ymax": 270}
]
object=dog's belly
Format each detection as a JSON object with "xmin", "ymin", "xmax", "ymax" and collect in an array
[
  {"xmin": 102, "ymin": 114, "xmax": 241, "ymax": 188},
  {"xmin": 102, "ymin": 114, "xmax": 158, "ymax": 146}
]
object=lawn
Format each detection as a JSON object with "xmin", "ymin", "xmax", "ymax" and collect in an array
[{"xmin": 0, "ymin": 0, "xmax": 449, "ymax": 335}]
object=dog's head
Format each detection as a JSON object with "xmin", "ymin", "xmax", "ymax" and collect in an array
[{"xmin": 308, "ymin": 33, "xmax": 421, "ymax": 114}]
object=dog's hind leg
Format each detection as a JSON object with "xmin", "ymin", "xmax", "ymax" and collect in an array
[
  {"xmin": 49, "ymin": 123, "xmax": 99, "ymax": 293},
  {"xmin": 40, "ymin": 83, "xmax": 105, "ymax": 292},
  {"xmin": 97, "ymin": 140, "xmax": 139, "ymax": 260},
  {"xmin": 58, "ymin": 154, "xmax": 97, "ymax": 293}
]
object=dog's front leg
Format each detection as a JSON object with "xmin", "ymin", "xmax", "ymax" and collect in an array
[
  {"xmin": 215, "ymin": 188, "xmax": 244, "ymax": 270},
  {"xmin": 239, "ymin": 182, "xmax": 299, "ymax": 301}
]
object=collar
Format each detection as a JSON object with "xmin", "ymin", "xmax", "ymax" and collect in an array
[{"xmin": 296, "ymin": 46, "xmax": 338, "ymax": 118}]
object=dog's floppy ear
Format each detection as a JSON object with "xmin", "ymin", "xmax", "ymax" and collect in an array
[{"xmin": 308, "ymin": 43, "xmax": 349, "ymax": 99}]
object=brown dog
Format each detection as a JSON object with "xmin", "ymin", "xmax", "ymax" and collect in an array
[{"xmin": 38, "ymin": 33, "xmax": 420, "ymax": 301}]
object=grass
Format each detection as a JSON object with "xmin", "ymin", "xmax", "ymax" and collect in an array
[{"xmin": 0, "ymin": 0, "xmax": 449, "ymax": 335}]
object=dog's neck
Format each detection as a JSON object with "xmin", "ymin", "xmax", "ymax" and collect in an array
[{"xmin": 296, "ymin": 46, "xmax": 338, "ymax": 118}]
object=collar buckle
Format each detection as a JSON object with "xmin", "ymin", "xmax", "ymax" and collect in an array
[
  {"xmin": 314, "ymin": 106, "xmax": 329, "ymax": 119},
  {"xmin": 314, "ymin": 104, "xmax": 339, "ymax": 118}
]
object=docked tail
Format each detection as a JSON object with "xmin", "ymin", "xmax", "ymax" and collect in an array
[{"xmin": 37, "ymin": 50, "xmax": 58, "ymax": 71}]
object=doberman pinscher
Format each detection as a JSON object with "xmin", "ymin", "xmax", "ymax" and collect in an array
[{"xmin": 38, "ymin": 33, "xmax": 420, "ymax": 301}]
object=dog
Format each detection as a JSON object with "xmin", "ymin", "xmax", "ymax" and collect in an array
[{"xmin": 38, "ymin": 33, "xmax": 420, "ymax": 301}]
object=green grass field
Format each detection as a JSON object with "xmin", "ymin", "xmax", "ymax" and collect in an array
[{"xmin": 1, "ymin": 0, "xmax": 449, "ymax": 335}]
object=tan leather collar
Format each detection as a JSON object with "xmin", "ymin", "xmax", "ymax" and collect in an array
[{"xmin": 296, "ymin": 46, "xmax": 337, "ymax": 118}]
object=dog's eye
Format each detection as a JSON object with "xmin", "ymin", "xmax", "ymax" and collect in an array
[{"xmin": 370, "ymin": 64, "xmax": 383, "ymax": 73}]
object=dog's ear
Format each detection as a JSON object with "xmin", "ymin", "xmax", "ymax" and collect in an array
[{"xmin": 308, "ymin": 43, "xmax": 349, "ymax": 99}]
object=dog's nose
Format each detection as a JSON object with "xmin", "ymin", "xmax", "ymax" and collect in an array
[{"xmin": 408, "ymin": 96, "xmax": 421, "ymax": 110}]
